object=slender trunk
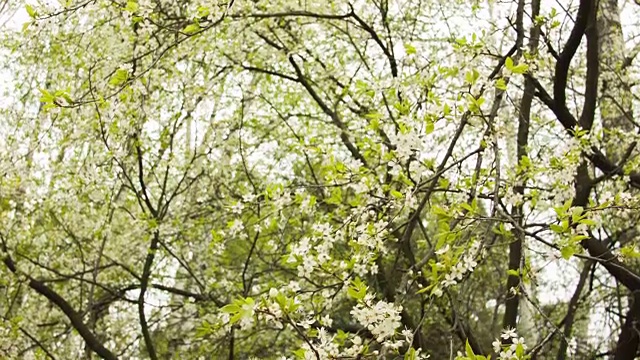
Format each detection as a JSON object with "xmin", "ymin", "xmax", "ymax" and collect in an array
[
  {"xmin": 597, "ymin": 0, "xmax": 638, "ymax": 357},
  {"xmin": 614, "ymin": 292, "xmax": 640, "ymax": 359},
  {"xmin": 502, "ymin": 0, "xmax": 540, "ymax": 334},
  {"xmin": 557, "ymin": 261, "xmax": 593, "ymax": 360},
  {"xmin": 598, "ymin": 0, "xmax": 634, "ymax": 163}
]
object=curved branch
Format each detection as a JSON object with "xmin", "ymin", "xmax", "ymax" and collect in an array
[
  {"xmin": 2, "ymin": 255, "xmax": 117, "ymax": 360},
  {"xmin": 614, "ymin": 292, "xmax": 640, "ymax": 359},
  {"xmin": 288, "ymin": 55, "xmax": 369, "ymax": 167},
  {"xmin": 553, "ymin": 0, "xmax": 591, "ymax": 106}
]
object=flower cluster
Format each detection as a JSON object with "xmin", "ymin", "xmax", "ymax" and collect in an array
[
  {"xmin": 388, "ymin": 127, "xmax": 424, "ymax": 161},
  {"xmin": 296, "ymin": 328, "xmax": 341, "ymax": 359},
  {"xmin": 492, "ymin": 328, "xmax": 528, "ymax": 360},
  {"xmin": 432, "ymin": 241, "xmax": 481, "ymax": 296},
  {"xmin": 350, "ymin": 294, "xmax": 403, "ymax": 342},
  {"xmin": 353, "ymin": 213, "xmax": 389, "ymax": 254},
  {"xmin": 287, "ymin": 236, "xmax": 317, "ymax": 277}
]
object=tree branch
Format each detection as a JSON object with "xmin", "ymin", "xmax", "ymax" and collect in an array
[
  {"xmin": 138, "ymin": 231, "xmax": 160, "ymax": 360},
  {"xmin": 1, "ymin": 255, "xmax": 117, "ymax": 360},
  {"xmin": 614, "ymin": 292, "xmax": 640, "ymax": 359}
]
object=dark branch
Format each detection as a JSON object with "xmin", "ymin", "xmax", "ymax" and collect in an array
[{"xmin": 2, "ymin": 255, "xmax": 117, "ymax": 360}]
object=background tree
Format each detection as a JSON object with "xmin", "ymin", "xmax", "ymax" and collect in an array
[{"xmin": 0, "ymin": 0, "xmax": 639, "ymax": 359}]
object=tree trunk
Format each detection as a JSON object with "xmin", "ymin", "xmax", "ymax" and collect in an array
[{"xmin": 597, "ymin": 0, "xmax": 634, "ymax": 163}]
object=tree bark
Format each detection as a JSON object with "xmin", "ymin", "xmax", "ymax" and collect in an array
[
  {"xmin": 614, "ymin": 292, "xmax": 640, "ymax": 359},
  {"xmin": 502, "ymin": 0, "xmax": 540, "ymax": 334},
  {"xmin": 556, "ymin": 261, "xmax": 592, "ymax": 360},
  {"xmin": 597, "ymin": 0, "xmax": 634, "ymax": 163}
]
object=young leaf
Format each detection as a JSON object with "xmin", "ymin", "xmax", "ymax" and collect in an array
[
  {"xmin": 561, "ymin": 246, "xmax": 575, "ymax": 260},
  {"xmin": 183, "ymin": 23, "xmax": 201, "ymax": 34},
  {"xmin": 465, "ymin": 339, "xmax": 476, "ymax": 359},
  {"xmin": 404, "ymin": 348, "xmax": 417, "ymax": 360},
  {"xmin": 39, "ymin": 89, "xmax": 54, "ymax": 103},
  {"xmin": 511, "ymin": 63, "xmax": 529, "ymax": 74},
  {"xmin": 495, "ymin": 78, "xmax": 507, "ymax": 90},
  {"xmin": 221, "ymin": 304, "xmax": 240, "ymax": 314},
  {"xmin": 125, "ymin": 1, "xmax": 139, "ymax": 12},
  {"xmin": 404, "ymin": 43, "xmax": 417, "ymax": 55},
  {"xmin": 425, "ymin": 121, "xmax": 434, "ymax": 134},
  {"xmin": 505, "ymin": 56, "xmax": 514, "ymax": 71},
  {"xmin": 549, "ymin": 224, "xmax": 564, "ymax": 234},
  {"xmin": 347, "ymin": 278, "xmax": 367, "ymax": 301},
  {"xmin": 109, "ymin": 69, "xmax": 129, "ymax": 86},
  {"xmin": 25, "ymin": 4, "xmax": 36, "ymax": 18}
]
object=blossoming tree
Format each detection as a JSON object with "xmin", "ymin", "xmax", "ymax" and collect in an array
[{"xmin": 0, "ymin": 0, "xmax": 639, "ymax": 359}]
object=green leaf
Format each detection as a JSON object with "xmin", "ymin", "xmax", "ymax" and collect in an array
[
  {"xmin": 221, "ymin": 304, "xmax": 240, "ymax": 314},
  {"xmin": 326, "ymin": 187, "xmax": 343, "ymax": 205},
  {"xmin": 495, "ymin": 78, "xmax": 507, "ymax": 90},
  {"xmin": 431, "ymin": 205, "xmax": 450, "ymax": 218},
  {"xmin": 197, "ymin": 6, "xmax": 210, "ymax": 17},
  {"xmin": 347, "ymin": 277, "xmax": 367, "ymax": 301},
  {"xmin": 465, "ymin": 339, "xmax": 476, "ymax": 359},
  {"xmin": 571, "ymin": 207, "xmax": 584, "ymax": 223},
  {"xmin": 579, "ymin": 218, "xmax": 596, "ymax": 226},
  {"xmin": 505, "ymin": 57, "xmax": 514, "ymax": 71},
  {"xmin": 620, "ymin": 245, "xmax": 640, "ymax": 258},
  {"xmin": 430, "ymin": 262, "xmax": 439, "ymax": 280},
  {"xmin": 570, "ymin": 234, "xmax": 589, "ymax": 242},
  {"xmin": 465, "ymin": 69, "xmax": 480, "ymax": 85},
  {"xmin": 549, "ymin": 224, "xmax": 564, "ymax": 234},
  {"xmin": 390, "ymin": 190, "xmax": 403, "ymax": 199},
  {"xmin": 404, "ymin": 43, "xmax": 417, "ymax": 55},
  {"xmin": 194, "ymin": 321, "xmax": 213, "ymax": 337},
  {"xmin": 561, "ymin": 246, "xmax": 575, "ymax": 260},
  {"xmin": 515, "ymin": 343, "xmax": 524, "ymax": 357},
  {"xmin": 443, "ymin": 103, "xmax": 451, "ymax": 116},
  {"xmin": 183, "ymin": 23, "xmax": 201, "ymax": 34},
  {"xmin": 563, "ymin": 199, "xmax": 573, "ymax": 211},
  {"xmin": 125, "ymin": 1, "xmax": 139, "ymax": 12},
  {"xmin": 460, "ymin": 202, "xmax": 474, "ymax": 213},
  {"xmin": 22, "ymin": 21, "xmax": 32, "ymax": 32},
  {"xmin": 505, "ymin": 56, "xmax": 528, "ymax": 74},
  {"xmin": 404, "ymin": 347, "xmax": 417, "ymax": 360},
  {"xmin": 293, "ymin": 349, "xmax": 306, "ymax": 359},
  {"xmin": 355, "ymin": 79, "xmax": 368, "ymax": 92},
  {"xmin": 221, "ymin": 297, "xmax": 256, "ymax": 324},
  {"xmin": 425, "ymin": 121, "xmax": 434, "ymax": 134},
  {"xmin": 467, "ymin": 94, "xmax": 485, "ymax": 112},
  {"xmin": 534, "ymin": 15, "xmax": 546, "ymax": 25},
  {"xmin": 394, "ymin": 100, "xmax": 411, "ymax": 115},
  {"xmin": 511, "ymin": 63, "xmax": 528, "ymax": 74},
  {"xmin": 109, "ymin": 69, "xmax": 129, "ymax": 86},
  {"xmin": 39, "ymin": 89, "xmax": 54, "ymax": 103},
  {"xmin": 25, "ymin": 4, "xmax": 36, "ymax": 18},
  {"xmin": 365, "ymin": 112, "xmax": 382, "ymax": 121}
]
